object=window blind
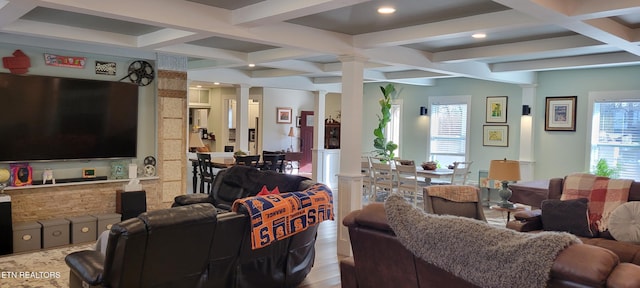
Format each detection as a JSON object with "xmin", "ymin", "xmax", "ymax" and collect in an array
[
  {"xmin": 591, "ymin": 100, "xmax": 640, "ymax": 179},
  {"xmin": 430, "ymin": 103, "xmax": 467, "ymax": 160}
]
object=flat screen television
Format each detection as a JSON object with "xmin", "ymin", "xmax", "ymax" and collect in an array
[{"xmin": 0, "ymin": 73, "xmax": 139, "ymax": 162}]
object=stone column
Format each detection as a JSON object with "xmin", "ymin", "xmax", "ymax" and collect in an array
[
  {"xmin": 155, "ymin": 54, "xmax": 188, "ymax": 207},
  {"xmin": 336, "ymin": 55, "xmax": 366, "ymax": 256}
]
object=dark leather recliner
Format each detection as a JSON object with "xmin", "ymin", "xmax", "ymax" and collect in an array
[
  {"xmin": 65, "ymin": 203, "xmax": 217, "ymax": 288},
  {"xmin": 173, "ymin": 165, "xmax": 314, "ymax": 211}
]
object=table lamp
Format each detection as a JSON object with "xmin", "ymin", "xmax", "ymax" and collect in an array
[
  {"xmin": 189, "ymin": 132, "xmax": 205, "ymax": 152},
  {"xmin": 288, "ymin": 127, "xmax": 295, "ymax": 152},
  {"xmin": 488, "ymin": 158, "xmax": 521, "ymax": 208}
]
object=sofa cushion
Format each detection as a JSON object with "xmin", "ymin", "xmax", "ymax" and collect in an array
[
  {"xmin": 541, "ymin": 198, "xmax": 595, "ymax": 238},
  {"xmin": 609, "ymin": 202, "xmax": 640, "ymax": 244}
]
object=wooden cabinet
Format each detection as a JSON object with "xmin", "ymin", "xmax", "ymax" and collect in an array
[{"xmin": 325, "ymin": 122, "xmax": 340, "ymax": 149}]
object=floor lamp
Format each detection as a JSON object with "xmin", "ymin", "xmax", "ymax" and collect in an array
[
  {"xmin": 288, "ymin": 127, "xmax": 295, "ymax": 152},
  {"xmin": 488, "ymin": 158, "xmax": 521, "ymax": 208}
]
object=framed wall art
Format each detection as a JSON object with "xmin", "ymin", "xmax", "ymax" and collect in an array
[
  {"xmin": 483, "ymin": 125, "xmax": 509, "ymax": 147},
  {"xmin": 276, "ymin": 107, "xmax": 292, "ymax": 124},
  {"xmin": 545, "ymin": 96, "xmax": 577, "ymax": 131},
  {"xmin": 486, "ymin": 96, "xmax": 508, "ymax": 123}
]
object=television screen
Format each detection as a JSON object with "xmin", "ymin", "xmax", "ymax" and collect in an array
[{"xmin": 0, "ymin": 73, "xmax": 139, "ymax": 162}]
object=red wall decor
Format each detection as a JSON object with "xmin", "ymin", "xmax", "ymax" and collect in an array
[{"xmin": 2, "ymin": 50, "xmax": 31, "ymax": 74}]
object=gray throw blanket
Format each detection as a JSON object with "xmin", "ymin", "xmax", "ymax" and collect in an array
[{"xmin": 384, "ymin": 194, "xmax": 581, "ymax": 288}]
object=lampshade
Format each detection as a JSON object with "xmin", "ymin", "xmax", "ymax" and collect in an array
[
  {"xmin": 288, "ymin": 127, "xmax": 295, "ymax": 137},
  {"xmin": 488, "ymin": 159, "xmax": 521, "ymax": 181},
  {"xmin": 189, "ymin": 132, "xmax": 205, "ymax": 148}
]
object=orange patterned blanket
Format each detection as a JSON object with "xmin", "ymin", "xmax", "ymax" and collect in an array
[{"xmin": 231, "ymin": 183, "xmax": 334, "ymax": 249}]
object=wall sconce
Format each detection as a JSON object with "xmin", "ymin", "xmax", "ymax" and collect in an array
[
  {"xmin": 522, "ymin": 105, "xmax": 531, "ymax": 115},
  {"xmin": 420, "ymin": 106, "xmax": 428, "ymax": 116}
]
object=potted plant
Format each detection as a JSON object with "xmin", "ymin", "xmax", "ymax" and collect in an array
[
  {"xmin": 373, "ymin": 83, "xmax": 398, "ymax": 162},
  {"xmin": 593, "ymin": 158, "xmax": 620, "ymax": 178}
]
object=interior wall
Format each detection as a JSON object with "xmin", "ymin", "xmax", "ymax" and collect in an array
[
  {"xmin": 534, "ymin": 65, "xmax": 640, "ymax": 179},
  {"xmin": 0, "ymin": 43, "xmax": 156, "ymax": 180},
  {"xmin": 362, "ymin": 79, "xmax": 522, "ymax": 180},
  {"xmin": 262, "ymin": 88, "xmax": 315, "ymax": 152},
  {"xmin": 362, "ymin": 65, "xmax": 640, "ymax": 181}
]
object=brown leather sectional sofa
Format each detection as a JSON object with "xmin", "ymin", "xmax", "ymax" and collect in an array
[
  {"xmin": 341, "ymin": 203, "xmax": 640, "ymax": 288},
  {"xmin": 508, "ymin": 177, "xmax": 640, "ymax": 265},
  {"xmin": 66, "ymin": 166, "xmax": 319, "ymax": 288}
]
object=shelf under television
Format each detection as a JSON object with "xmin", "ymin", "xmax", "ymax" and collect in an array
[{"xmin": 2, "ymin": 176, "xmax": 159, "ymax": 191}]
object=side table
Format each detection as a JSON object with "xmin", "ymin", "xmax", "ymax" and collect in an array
[{"xmin": 489, "ymin": 204, "xmax": 527, "ymax": 223}]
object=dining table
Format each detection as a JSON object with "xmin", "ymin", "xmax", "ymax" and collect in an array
[{"xmin": 415, "ymin": 168, "xmax": 454, "ymax": 184}]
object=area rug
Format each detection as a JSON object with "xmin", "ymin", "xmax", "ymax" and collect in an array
[{"xmin": 0, "ymin": 243, "xmax": 93, "ymax": 287}]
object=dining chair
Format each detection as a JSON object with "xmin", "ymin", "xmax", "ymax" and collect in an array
[
  {"xmin": 394, "ymin": 159, "xmax": 428, "ymax": 206},
  {"xmin": 431, "ymin": 161, "xmax": 473, "ymax": 185},
  {"xmin": 235, "ymin": 155, "xmax": 261, "ymax": 168},
  {"xmin": 361, "ymin": 156, "xmax": 374, "ymax": 200},
  {"xmin": 370, "ymin": 157, "xmax": 394, "ymax": 202},
  {"xmin": 196, "ymin": 153, "xmax": 215, "ymax": 194},
  {"xmin": 423, "ymin": 185, "xmax": 486, "ymax": 222},
  {"xmin": 261, "ymin": 154, "xmax": 286, "ymax": 173}
]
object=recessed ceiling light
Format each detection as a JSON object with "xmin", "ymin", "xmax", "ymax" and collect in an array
[
  {"xmin": 248, "ymin": 63, "xmax": 256, "ymax": 67},
  {"xmin": 377, "ymin": 6, "xmax": 395, "ymax": 14},
  {"xmin": 196, "ymin": 85, "xmax": 202, "ymax": 88},
  {"xmin": 214, "ymin": 82, "xmax": 220, "ymax": 85},
  {"xmin": 472, "ymin": 33, "xmax": 486, "ymax": 39}
]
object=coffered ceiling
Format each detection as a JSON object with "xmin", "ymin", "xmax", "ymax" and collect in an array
[{"xmin": 1, "ymin": 0, "xmax": 639, "ymax": 92}]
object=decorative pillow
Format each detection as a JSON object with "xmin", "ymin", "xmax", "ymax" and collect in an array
[
  {"xmin": 541, "ymin": 198, "xmax": 595, "ymax": 238},
  {"xmin": 608, "ymin": 202, "xmax": 640, "ymax": 243},
  {"xmin": 257, "ymin": 185, "xmax": 280, "ymax": 196}
]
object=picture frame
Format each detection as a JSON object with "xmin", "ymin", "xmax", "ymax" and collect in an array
[
  {"xmin": 545, "ymin": 96, "xmax": 577, "ymax": 131},
  {"xmin": 276, "ymin": 107, "xmax": 292, "ymax": 124},
  {"xmin": 248, "ymin": 128, "xmax": 256, "ymax": 142},
  {"xmin": 486, "ymin": 96, "xmax": 508, "ymax": 123},
  {"xmin": 296, "ymin": 116, "xmax": 301, "ymax": 128},
  {"xmin": 110, "ymin": 161, "xmax": 129, "ymax": 179},
  {"xmin": 483, "ymin": 125, "xmax": 509, "ymax": 147}
]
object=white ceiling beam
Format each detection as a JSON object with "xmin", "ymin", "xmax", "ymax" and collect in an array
[
  {"xmin": 491, "ymin": 51, "xmax": 640, "ymax": 72},
  {"xmin": 248, "ymin": 47, "xmax": 326, "ymax": 64},
  {"xmin": 155, "ymin": 43, "xmax": 247, "ymax": 63},
  {"xmin": 0, "ymin": 0, "xmax": 37, "ymax": 27},
  {"xmin": 495, "ymin": 0, "xmax": 640, "ymax": 56},
  {"xmin": 354, "ymin": 10, "xmax": 542, "ymax": 48},
  {"xmin": 363, "ymin": 46, "xmax": 536, "ymax": 84},
  {"xmin": 259, "ymin": 59, "xmax": 325, "ymax": 74},
  {"xmin": 251, "ymin": 68, "xmax": 306, "ymax": 78},
  {"xmin": 233, "ymin": 0, "xmax": 370, "ymax": 27},
  {"xmin": 137, "ymin": 28, "xmax": 200, "ymax": 49},
  {"xmin": 385, "ymin": 70, "xmax": 447, "ymax": 80},
  {"xmin": 433, "ymin": 35, "xmax": 606, "ymax": 63}
]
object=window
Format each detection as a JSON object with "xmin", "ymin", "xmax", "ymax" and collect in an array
[
  {"xmin": 589, "ymin": 91, "xmax": 640, "ymax": 179},
  {"xmin": 385, "ymin": 103, "xmax": 401, "ymax": 154},
  {"xmin": 428, "ymin": 96, "xmax": 470, "ymax": 165}
]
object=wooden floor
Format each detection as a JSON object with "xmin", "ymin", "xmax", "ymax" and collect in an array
[{"xmin": 298, "ymin": 219, "xmax": 343, "ymax": 288}]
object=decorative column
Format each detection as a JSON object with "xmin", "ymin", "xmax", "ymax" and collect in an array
[
  {"xmin": 155, "ymin": 53, "xmax": 188, "ymax": 207},
  {"xmin": 336, "ymin": 55, "xmax": 366, "ymax": 256},
  {"xmin": 519, "ymin": 84, "xmax": 537, "ymax": 181},
  {"xmin": 312, "ymin": 90, "xmax": 327, "ymax": 184},
  {"xmin": 236, "ymin": 85, "xmax": 250, "ymax": 152}
]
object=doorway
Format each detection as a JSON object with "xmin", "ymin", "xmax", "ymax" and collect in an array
[{"xmin": 299, "ymin": 110, "xmax": 314, "ymax": 173}]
